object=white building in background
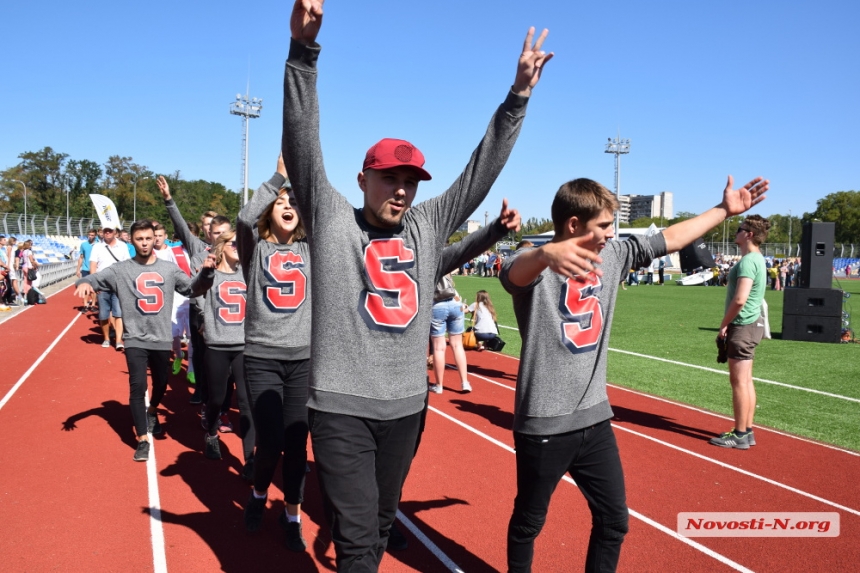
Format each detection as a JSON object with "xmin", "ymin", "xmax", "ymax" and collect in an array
[
  {"xmin": 617, "ymin": 191, "xmax": 673, "ymax": 224},
  {"xmin": 458, "ymin": 219, "xmax": 482, "ymax": 234}
]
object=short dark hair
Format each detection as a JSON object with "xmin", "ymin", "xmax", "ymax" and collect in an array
[
  {"xmin": 210, "ymin": 215, "xmax": 232, "ymax": 229},
  {"xmin": 551, "ymin": 178, "xmax": 619, "ymax": 234},
  {"xmin": 87, "ymin": 228, "xmax": 97, "ymax": 234},
  {"xmin": 130, "ymin": 219, "xmax": 155, "ymax": 238},
  {"xmin": 152, "ymin": 222, "xmax": 166, "ymax": 233},
  {"xmin": 742, "ymin": 214, "xmax": 770, "ymax": 246}
]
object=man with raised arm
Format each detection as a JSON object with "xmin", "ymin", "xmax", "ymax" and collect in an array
[
  {"xmin": 281, "ymin": 1, "xmax": 553, "ymax": 570},
  {"xmin": 500, "ymin": 175, "xmax": 769, "ymax": 572}
]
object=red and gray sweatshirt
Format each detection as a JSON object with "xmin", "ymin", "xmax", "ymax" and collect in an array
[{"xmin": 281, "ymin": 38, "xmax": 528, "ymax": 420}]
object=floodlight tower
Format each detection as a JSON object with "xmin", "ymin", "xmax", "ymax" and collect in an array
[
  {"xmin": 230, "ymin": 93, "xmax": 263, "ymax": 205},
  {"xmin": 604, "ymin": 136, "xmax": 630, "ymax": 238}
]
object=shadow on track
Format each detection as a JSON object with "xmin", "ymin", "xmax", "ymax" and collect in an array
[
  {"xmin": 449, "ymin": 399, "xmax": 514, "ymax": 431},
  {"xmin": 61, "ymin": 399, "xmax": 138, "ymax": 450},
  {"xmin": 611, "ymin": 405, "xmax": 715, "ymax": 441}
]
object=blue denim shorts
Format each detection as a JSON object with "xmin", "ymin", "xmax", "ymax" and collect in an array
[
  {"xmin": 98, "ymin": 290, "xmax": 122, "ymax": 320},
  {"xmin": 430, "ymin": 299, "xmax": 465, "ymax": 337}
]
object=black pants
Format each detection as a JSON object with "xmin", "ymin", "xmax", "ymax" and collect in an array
[
  {"xmin": 244, "ymin": 355, "xmax": 309, "ymax": 505},
  {"xmin": 507, "ymin": 420, "xmax": 629, "ymax": 573},
  {"xmin": 204, "ymin": 349, "xmax": 254, "ymax": 461},
  {"xmin": 125, "ymin": 348, "xmax": 170, "ymax": 437},
  {"xmin": 310, "ymin": 408, "xmax": 422, "ymax": 573},
  {"xmin": 658, "ymin": 268, "xmax": 664, "ymax": 284},
  {"xmin": 189, "ymin": 306, "xmax": 207, "ymax": 402}
]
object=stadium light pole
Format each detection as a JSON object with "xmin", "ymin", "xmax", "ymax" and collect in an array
[
  {"xmin": 12, "ymin": 179, "xmax": 27, "ymax": 233},
  {"xmin": 604, "ymin": 136, "xmax": 630, "ymax": 239},
  {"xmin": 133, "ymin": 175, "xmax": 149, "ymax": 222},
  {"xmin": 230, "ymin": 93, "xmax": 263, "ymax": 205},
  {"xmin": 788, "ymin": 209, "xmax": 792, "ymax": 257}
]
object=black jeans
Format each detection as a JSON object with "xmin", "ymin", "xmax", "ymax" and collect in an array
[
  {"xmin": 507, "ymin": 419, "xmax": 629, "ymax": 573},
  {"xmin": 124, "ymin": 348, "xmax": 170, "ymax": 437},
  {"xmin": 189, "ymin": 306, "xmax": 207, "ymax": 402},
  {"xmin": 204, "ymin": 349, "xmax": 254, "ymax": 461},
  {"xmin": 310, "ymin": 408, "xmax": 422, "ymax": 573},
  {"xmin": 244, "ymin": 355, "xmax": 309, "ymax": 504}
]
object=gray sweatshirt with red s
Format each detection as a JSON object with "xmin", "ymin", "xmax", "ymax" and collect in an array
[
  {"xmin": 236, "ymin": 172, "xmax": 311, "ymax": 361},
  {"xmin": 282, "ymin": 39, "xmax": 528, "ymax": 420},
  {"xmin": 500, "ymin": 234, "xmax": 667, "ymax": 435},
  {"xmin": 76, "ymin": 258, "xmax": 212, "ymax": 350},
  {"xmin": 194, "ymin": 268, "xmax": 246, "ymax": 352}
]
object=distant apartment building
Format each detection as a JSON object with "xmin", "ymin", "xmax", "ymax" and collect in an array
[
  {"xmin": 617, "ymin": 191, "xmax": 673, "ymax": 223},
  {"xmin": 458, "ymin": 219, "xmax": 482, "ymax": 234}
]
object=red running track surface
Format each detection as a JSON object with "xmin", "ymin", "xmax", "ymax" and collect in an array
[{"xmin": 1, "ymin": 288, "xmax": 857, "ymax": 572}]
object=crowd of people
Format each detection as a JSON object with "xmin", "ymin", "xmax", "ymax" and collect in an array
[
  {"xmin": 66, "ymin": 3, "xmax": 773, "ymax": 572},
  {"xmin": 0, "ymin": 235, "xmax": 41, "ymax": 309}
]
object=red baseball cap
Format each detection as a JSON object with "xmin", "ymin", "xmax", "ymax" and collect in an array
[{"xmin": 362, "ymin": 138, "xmax": 432, "ymax": 181}]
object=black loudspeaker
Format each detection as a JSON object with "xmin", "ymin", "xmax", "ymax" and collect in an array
[
  {"xmin": 782, "ymin": 288, "xmax": 842, "ymax": 317},
  {"xmin": 781, "ymin": 315, "xmax": 841, "ymax": 343},
  {"xmin": 799, "ymin": 222, "xmax": 835, "ymax": 289},
  {"xmin": 678, "ymin": 238, "xmax": 716, "ymax": 273}
]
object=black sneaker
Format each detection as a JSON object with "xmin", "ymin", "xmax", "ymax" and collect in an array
[
  {"xmin": 241, "ymin": 457, "xmax": 255, "ymax": 483},
  {"xmin": 133, "ymin": 440, "xmax": 150, "ymax": 462},
  {"xmin": 189, "ymin": 390, "xmax": 202, "ymax": 405},
  {"xmin": 147, "ymin": 412, "xmax": 163, "ymax": 435},
  {"xmin": 244, "ymin": 492, "xmax": 267, "ymax": 532},
  {"xmin": 387, "ymin": 521, "xmax": 409, "ymax": 551},
  {"xmin": 279, "ymin": 512, "xmax": 308, "ymax": 552},
  {"xmin": 204, "ymin": 433, "xmax": 221, "ymax": 460}
]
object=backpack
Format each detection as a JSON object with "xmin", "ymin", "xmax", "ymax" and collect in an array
[{"xmin": 26, "ymin": 289, "xmax": 47, "ymax": 306}]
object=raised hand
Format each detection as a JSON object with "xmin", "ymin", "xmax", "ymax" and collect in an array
[
  {"xmin": 721, "ymin": 175, "xmax": 769, "ymax": 216},
  {"xmin": 156, "ymin": 176, "xmax": 171, "ymax": 200},
  {"xmin": 201, "ymin": 253, "xmax": 218, "ymax": 269},
  {"xmin": 498, "ymin": 198, "xmax": 521, "ymax": 233},
  {"xmin": 291, "ymin": 0, "xmax": 324, "ymax": 45},
  {"xmin": 542, "ymin": 233, "xmax": 604, "ymax": 281},
  {"xmin": 513, "ymin": 27, "xmax": 554, "ymax": 97}
]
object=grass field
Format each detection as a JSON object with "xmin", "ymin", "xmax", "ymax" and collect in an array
[{"xmin": 453, "ymin": 274, "xmax": 860, "ymax": 451}]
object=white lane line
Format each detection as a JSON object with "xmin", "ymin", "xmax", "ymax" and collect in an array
[
  {"xmin": 146, "ymin": 393, "xmax": 168, "ymax": 573},
  {"xmin": 608, "ymin": 348, "xmax": 860, "ymax": 403},
  {"xmin": 611, "ymin": 424, "xmax": 860, "ymax": 518},
  {"xmin": 396, "ymin": 510, "xmax": 464, "ymax": 573},
  {"xmin": 489, "ymin": 351, "xmax": 860, "ymax": 452},
  {"xmin": 428, "ymin": 406, "xmax": 754, "ymax": 573},
  {"xmin": 448, "ymin": 365, "xmax": 860, "ymax": 515},
  {"xmin": 0, "ymin": 282, "xmax": 74, "ymax": 325},
  {"xmin": 607, "ymin": 384, "xmax": 860, "ymax": 457},
  {"xmin": 0, "ymin": 311, "xmax": 81, "ymax": 412},
  {"xmin": 492, "ymin": 324, "xmax": 860, "ymax": 403}
]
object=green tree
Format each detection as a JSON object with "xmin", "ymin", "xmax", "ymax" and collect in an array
[{"xmin": 804, "ymin": 190, "xmax": 860, "ymax": 244}]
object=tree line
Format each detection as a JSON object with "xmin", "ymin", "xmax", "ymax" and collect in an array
[
  {"xmin": 1, "ymin": 147, "xmax": 858, "ymax": 243},
  {"xmin": 0, "ymin": 147, "xmax": 242, "ymax": 238}
]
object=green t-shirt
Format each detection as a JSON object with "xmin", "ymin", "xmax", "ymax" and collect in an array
[{"xmin": 725, "ymin": 252, "xmax": 766, "ymax": 325}]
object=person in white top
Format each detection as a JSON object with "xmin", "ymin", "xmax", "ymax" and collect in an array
[
  {"xmin": 151, "ymin": 222, "xmax": 193, "ymax": 382},
  {"xmin": 467, "ymin": 290, "xmax": 500, "ymax": 351},
  {"xmin": 90, "ymin": 223, "xmax": 132, "ymax": 349}
]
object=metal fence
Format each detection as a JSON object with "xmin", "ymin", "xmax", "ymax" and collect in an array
[
  {"xmin": 35, "ymin": 261, "xmax": 78, "ymax": 288},
  {"xmin": 707, "ymin": 242, "xmax": 858, "ymax": 259},
  {"xmin": 0, "ymin": 212, "xmax": 129, "ymax": 238}
]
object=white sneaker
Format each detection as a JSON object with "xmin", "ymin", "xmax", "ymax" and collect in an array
[
  {"xmin": 461, "ymin": 381, "xmax": 472, "ymax": 393},
  {"xmin": 102, "ymin": 340, "xmax": 111, "ymax": 348},
  {"xmin": 428, "ymin": 384, "xmax": 443, "ymax": 394}
]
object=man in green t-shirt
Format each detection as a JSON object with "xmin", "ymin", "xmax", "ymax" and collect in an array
[{"xmin": 712, "ymin": 215, "xmax": 770, "ymax": 450}]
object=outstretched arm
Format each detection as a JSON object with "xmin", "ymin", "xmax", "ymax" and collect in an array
[
  {"xmin": 504, "ymin": 234, "xmax": 603, "ymax": 288},
  {"xmin": 237, "ymin": 154, "xmax": 288, "ymax": 281},
  {"xmin": 157, "ymin": 176, "xmax": 208, "ymax": 256},
  {"xmin": 439, "ymin": 199, "xmax": 521, "ymax": 277},
  {"xmin": 662, "ymin": 176, "xmax": 769, "ymax": 253},
  {"xmin": 421, "ymin": 27, "xmax": 553, "ymax": 239}
]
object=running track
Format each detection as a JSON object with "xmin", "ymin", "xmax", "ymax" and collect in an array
[{"xmin": 1, "ymin": 287, "xmax": 857, "ymax": 572}]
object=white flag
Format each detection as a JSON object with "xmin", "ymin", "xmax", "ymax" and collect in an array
[{"xmin": 89, "ymin": 194, "xmax": 121, "ymax": 229}]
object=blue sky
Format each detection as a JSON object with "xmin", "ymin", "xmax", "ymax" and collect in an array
[{"xmin": 3, "ymin": 1, "xmax": 858, "ymax": 224}]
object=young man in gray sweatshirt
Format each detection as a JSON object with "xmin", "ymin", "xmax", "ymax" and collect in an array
[
  {"xmin": 75, "ymin": 220, "xmax": 216, "ymax": 462},
  {"xmin": 500, "ymin": 175, "xmax": 769, "ymax": 572},
  {"xmin": 282, "ymin": 2, "xmax": 551, "ymax": 570}
]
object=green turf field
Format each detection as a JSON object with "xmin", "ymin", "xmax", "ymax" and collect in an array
[{"xmin": 453, "ymin": 274, "xmax": 860, "ymax": 451}]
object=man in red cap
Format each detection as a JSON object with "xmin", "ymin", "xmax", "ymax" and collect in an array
[{"xmin": 282, "ymin": 1, "xmax": 555, "ymax": 570}]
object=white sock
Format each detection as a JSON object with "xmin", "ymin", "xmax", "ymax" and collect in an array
[
  {"xmin": 252, "ymin": 490, "xmax": 267, "ymax": 500},
  {"xmin": 285, "ymin": 510, "xmax": 301, "ymax": 523}
]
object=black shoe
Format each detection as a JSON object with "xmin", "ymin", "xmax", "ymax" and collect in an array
[
  {"xmin": 279, "ymin": 512, "xmax": 308, "ymax": 552},
  {"xmin": 387, "ymin": 521, "xmax": 409, "ymax": 551},
  {"xmin": 244, "ymin": 492, "xmax": 267, "ymax": 532},
  {"xmin": 204, "ymin": 433, "xmax": 222, "ymax": 460},
  {"xmin": 241, "ymin": 457, "xmax": 255, "ymax": 483},
  {"xmin": 147, "ymin": 412, "xmax": 163, "ymax": 435},
  {"xmin": 133, "ymin": 440, "xmax": 150, "ymax": 462},
  {"xmin": 189, "ymin": 389, "xmax": 202, "ymax": 404}
]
